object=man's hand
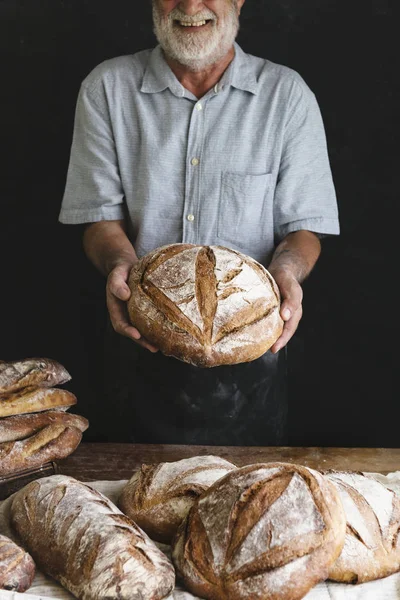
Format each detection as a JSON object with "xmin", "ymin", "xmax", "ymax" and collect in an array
[
  {"xmin": 106, "ymin": 262, "xmax": 159, "ymax": 353},
  {"xmin": 269, "ymin": 270, "xmax": 303, "ymax": 354},
  {"xmin": 83, "ymin": 220, "xmax": 159, "ymax": 353}
]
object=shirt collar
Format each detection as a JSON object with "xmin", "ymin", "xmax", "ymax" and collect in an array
[{"xmin": 140, "ymin": 42, "xmax": 258, "ymax": 97}]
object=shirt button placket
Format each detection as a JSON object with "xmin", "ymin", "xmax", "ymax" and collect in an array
[{"xmin": 184, "ymin": 102, "xmax": 203, "ymax": 244}]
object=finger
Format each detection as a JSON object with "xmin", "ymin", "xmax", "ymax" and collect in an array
[
  {"xmin": 134, "ymin": 337, "xmax": 159, "ymax": 353},
  {"xmin": 108, "ymin": 273, "xmax": 131, "ymax": 301},
  {"xmin": 271, "ymin": 307, "xmax": 302, "ymax": 353},
  {"xmin": 107, "ymin": 292, "xmax": 141, "ymax": 340},
  {"xmin": 280, "ymin": 290, "xmax": 302, "ymax": 322},
  {"xmin": 107, "ymin": 290, "xmax": 159, "ymax": 352}
]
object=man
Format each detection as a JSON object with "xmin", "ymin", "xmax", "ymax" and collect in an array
[{"xmin": 59, "ymin": 0, "xmax": 340, "ymax": 445}]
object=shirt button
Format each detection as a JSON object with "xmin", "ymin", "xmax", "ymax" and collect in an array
[
  {"xmin": 187, "ymin": 214, "xmax": 195, "ymax": 222},
  {"xmin": 191, "ymin": 157, "xmax": 199, "ymax": 166},
  {"xmin": 195, "ymin": 103, "xmax": 202, "ymax": 111}
]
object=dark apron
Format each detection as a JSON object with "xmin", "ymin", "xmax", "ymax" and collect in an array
[{"xmin": 98, "ymin": 320, "xmax": 288, "ymax": 446}]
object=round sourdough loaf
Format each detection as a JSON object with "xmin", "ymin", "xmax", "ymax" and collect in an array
[
  {"xmin": 171, "ymin": 462, "xmax": 346, "ymax": 600},
  {"xmin": 118, "ymin": 455, "xmax": 237, "ymax": 544},
  {"xmin": 325, "ymin": 470, "xmax": 400, "ymax": 583},
  {"xmin": 127, "ymin": 244, "xmax": 284, "ymax": 367}
]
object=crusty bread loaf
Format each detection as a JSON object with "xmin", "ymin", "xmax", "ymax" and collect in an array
[
  {"xmin": 128, "ymin": 244, "xmax": 283, "ymax": 367},
  {"xmin": 10, "ymin": 475, "xmax": 175, "ymax": 600},
  {"xmin": 0, "ymin": 424, "xmax": 83, "ymax": 476},
  {"xmin": 0, "ymin": 358, "xmax": 71, "ymax": 395},
  {"xmin": 0, "ymin": 410, "xmax": 89, "ymax": 443},
  {"xmin": 324, "ymin": 470, "xmax": 400, "ymax": 583},
  {"xmin": 0, "ymin": 387, "xmax": 77, "ymax": 418},
  {"xmin": 172, "ymin": 462, "xmax": 346, "ymax": 600},
  {"xmin": 0, "ymin": 533, "xmax": 36, "ymax": 592},
  {"xmin": 118, "ymin": 455, "xmax": 237, "ymax": 543}
]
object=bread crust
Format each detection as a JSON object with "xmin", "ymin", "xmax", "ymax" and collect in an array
[
  {"xmin": 172, "ymin": 462, "xmax": 346, "ymax": 600},
  {"xmin": 10, "ymin": 475, "xmax": 176, "ymax": 600},
  {"xmin": 0, "ymin": 410, "xmax": 89, "ymax": 443},
  {"xmin": 0, "ymin": 387, "xmax": 77, "ymax": 418},
  {"xmin": 118, "ymin": 455, "xmax": 237, "ymax": 543},
  {"xmin": 0, "ymin": 424, "xmax": 83, "ymax": 476},
  {"xmin": 325, "ymin": 470, "xmax": 400, "ymax": 583},
  {"xmin": 128, "ymin": 244, "xmax": 283, "ymax": 367},
  {"xmin": 0, "ymin": 534, "xmax": 35, "ymax": 592},
  {"xmin": 0, "ymin": 358, "xmax": 71, "ymax": 395}
]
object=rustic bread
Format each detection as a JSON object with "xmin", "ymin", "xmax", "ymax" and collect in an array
[
  {"xmin": 10, "ymin": 475, "xmax": 175, "ymax": 600},
  {"xmin": 0, "ymin": 387, "xmax": 77, "ymax": 418},
  {"xmin": 118, "ymin": 455, "xmax": 237, "ymax": 543},
  {"xmin": 0, "ymin": 410, "xmax": 88, "ymax": 443},
  {"xmin": 324, "ymin": 470, "xmax": 400, "ymax": 583},
  {"xmin": 0, "ymin": 533, "xmax": 36, "ymax": 592},
  {"xmin": 128, "ymin": 243, "xmax": 283, "ymax": 367},
  {"xmin": 172, "ymin": 462, "xmax": 346, "ymax": 600},
  {"xmin": 0, "ymin": 358, "xmax": 71, "ymax": 395},
  {"xmin": 0, "ymin": 424, "xmax": 83, "ymax": 476}
]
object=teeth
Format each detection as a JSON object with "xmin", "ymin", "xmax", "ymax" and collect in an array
[{"xmin": 179, "ymin": 20, "xmax": 207, "ymax": 27}]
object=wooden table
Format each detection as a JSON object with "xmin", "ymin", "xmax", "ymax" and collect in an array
[{"xmin": 57, "ymin": 443, "xmax": 400, "ymax": 481}]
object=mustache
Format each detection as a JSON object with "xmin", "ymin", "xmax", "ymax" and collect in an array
[{"xmin": 167, "ymin": 7, "xmax": 217, "ymax": 23}]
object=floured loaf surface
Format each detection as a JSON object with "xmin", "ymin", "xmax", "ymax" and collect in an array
[{"xmin": 128, "ymin": 243, "xmax": 283, "ymax": 367}]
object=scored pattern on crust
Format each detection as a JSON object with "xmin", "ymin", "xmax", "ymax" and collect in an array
[
  {"xmin": 139, "ymin": 245, "xmax": 280, "ymax": 347},
  {"xmin": 325, "ymin": 470, "xmax": 400, "ymax": 583},
  {"xmin": 10, "ymin": 475, "xmax": 175, "ymax": 600},
  {"xmin": 0, "ymin": 358, "xmax": 71, "ymax": 395},
  {"xmin": 118, "ymin": 456, "xmax": 238, "ymax": 543},
  {"xmin": 172, "ymin": 462, "xmax": 346, "ymax": 600},
  {"xmin": 0, "ymin": 534, "xmax": 36, "ymax": 593}
]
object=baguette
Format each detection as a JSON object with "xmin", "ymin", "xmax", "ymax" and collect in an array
[
  {"xmin": 172, "ymin": 462, "xmax": 346, "ymax": 600},
  {"xmin": 118, "ymin": 455, "xmax": 237, "ymax": 543},
  {"xmin": 0, "ymin": 358, "xmax": 71, "ymax": 395},
  {"xmin": 0, "ymin": 387, "xmax": 77, "ymax": 418},
  {"xmin": 10, "ymin": 475, "xmax": 176, "ymax": 600},
  {"xmin": 0, "ymin": 410, "xmax": 89, "ymax": 443},
  {"xmin": 0, "ymin": 534, "xmax": 36, "ymax": 592},
  {"xmin": 0, "ymin": 424, "xmax": 83, "ymax": 476},
  {"xmin": 128, "ymin": 244, "xmax": 284, "ymax": 367},
  {"xmin": 325, "ymin": 470, "xmax": 400, "ymax": 583}
]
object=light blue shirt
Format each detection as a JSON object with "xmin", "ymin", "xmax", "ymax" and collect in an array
[{"xmin": 59, "ymin": 43, "xmax": 340, "ymax": 265}]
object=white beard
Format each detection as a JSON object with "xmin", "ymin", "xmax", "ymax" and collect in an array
[{"xmin": 152, "ymin": 1, "xmax": 239, "ymax": 72}]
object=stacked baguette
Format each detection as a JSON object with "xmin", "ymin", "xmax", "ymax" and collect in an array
[{"xmin": 0, "ymin": 357, "xmax": 88, "ymax": 476}]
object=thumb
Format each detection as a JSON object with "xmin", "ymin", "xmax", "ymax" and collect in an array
[
  {"xmin": 113, "ymin": 283, "xmax": 131, "ymax": 301},
  {"xmin": 108, "ymin": 271, "xmax": 132, "ymax": 301}
]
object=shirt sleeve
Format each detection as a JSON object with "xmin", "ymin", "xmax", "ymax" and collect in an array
[
  {"xmin": 58, "ymin": 79, "xmax": 125, "ymax": 224},
  {"xmin": 273, "ymin": 78, "xmax": 340, "ymax": 242}
]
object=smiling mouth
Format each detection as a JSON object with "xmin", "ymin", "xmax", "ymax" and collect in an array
[{"xmin": 175, "ymin": 19, "xmax": 213, "ymax": 28}]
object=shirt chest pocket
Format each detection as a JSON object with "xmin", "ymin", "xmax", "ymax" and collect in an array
[{"xmin": 217, "ymin": 172, "xmax": 273, "ymax": 248}]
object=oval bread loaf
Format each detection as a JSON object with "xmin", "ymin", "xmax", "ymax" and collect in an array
[
  {"xmin": 10, "ymin": 475, "xmax": 175, "ymax": 600},
  {"xmin": 325, "ymin": 470, "xmax": 400, "ymax": 583},
  {"xmin": 0, "ymin": 424, "xmax": 84, "ymax": 476},
  {"xmin": 0, "ymin": 410, "xmax": 89, "ymax": 443},
  {"xmin": 127, "ymin": 244, "xmax": 284, "ymax": 367},
  {"xmin": 118, "ymin": 455, "xmax": 237, "ymax": 543},
  {"xmin": 0, "ymin": 387, "xmax": 77, "ymax": 418},
  {"xmin": 0, "ymin": 533, "xmax": 36, "ymax": 592},
  {"xmin": 172, "ymin": 462, "xmax": 346, "ymax": 600},
  {"xmin": 0, "ymin": 358, "xmax": 71, "ymax": 395}
]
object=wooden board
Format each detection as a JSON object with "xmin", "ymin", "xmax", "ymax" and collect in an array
[{"xmin": 57, "ymin": 443, "xmax": 400, "ymax": 482}]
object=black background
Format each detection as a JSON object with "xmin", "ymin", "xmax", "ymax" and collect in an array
[{"xmin": 1, "ymin": 1, "xmax": 398, "ymax": 446}]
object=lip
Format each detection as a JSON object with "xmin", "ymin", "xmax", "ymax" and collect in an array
[{"xmin": 174, "ymin": 19, "xmax": 213, "ymax": 31}]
